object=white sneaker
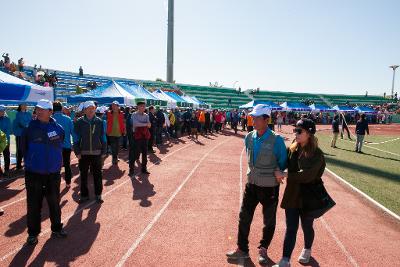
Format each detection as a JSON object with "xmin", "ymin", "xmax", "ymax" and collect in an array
[
  {"xmin": 298, "ymin": 248, "xmax": 312, "ymax": 263},
  {"xmin": 272, "ymin": 258, "xmax": 291, "ymax": 267}
]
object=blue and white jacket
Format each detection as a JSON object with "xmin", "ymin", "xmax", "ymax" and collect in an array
[{"xmin": 22, "ymin": 118, "xmax": 65, "ymax": 174}]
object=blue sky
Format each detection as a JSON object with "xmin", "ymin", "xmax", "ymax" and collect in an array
[{"xmin": 2, "ymin": 0, "xmax": 399, "ymax": 95}]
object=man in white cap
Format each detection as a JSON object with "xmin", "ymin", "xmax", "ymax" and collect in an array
[
  {"xmin": 227, "ymin": 104, "xmax": 287, "ymax": 264},
  {"xmin": 21, "ymin": 99, "xmax": 67, "ymax": 245},
  {"xmin": 74, "ymin": 101, "xmax": 107, "ymax": 204}
]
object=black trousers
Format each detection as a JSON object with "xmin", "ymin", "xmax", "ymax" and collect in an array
[
  {"xmin": 128, "ymin": 132, "xmax": 136, "ymax": 171},
  {"xmin": 108, "ymin": 136, "xmax": 121, "ymax": 162},
  {"xmin": 237, "ymin": 183, "xmax": 280, "ymax": 253},
  {"xmin": 283, "ymin": 208, "xmax": 315, "ymax": 258},
  {"xmin": 25, "ymin": 171, "xmax": 62, "ymax": 237},
  {"xmin": 16, "ymin": 136, "xmax": 23, "ymax": 169},
  {"xmin": 148, "ymin": 127, "xmax": 155, "ymax": 150},
  {"xmin": 1, "ymin": 144, "xmax": 10, "ymax": 172},
  {"xmin": 62, "ymin": 148, "xmax": 72, "ymax": 183},
  {"xmin": 155, "ymin": 126, "xmax": 162, "ymax": 145},
  {"xmin": 79, "ymin": 155, "xmax": 103, "ymax": 197},
  {"xmin": 135, "ymin": 139, "xmax": 148, "ymax": 171}
]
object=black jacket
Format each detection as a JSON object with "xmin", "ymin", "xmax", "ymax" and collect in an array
[
  {"xmin": 73, "ymin": 116, "xmax": 106, "ymax": 156},
  {"xmin": 355, "ymin": 119, "xmax": 369, "ymax": 135}
]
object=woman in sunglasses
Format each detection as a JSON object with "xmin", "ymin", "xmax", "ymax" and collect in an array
[{"xmin": 273, "ymin": 119, "xmax": 326, "ymax": 267}]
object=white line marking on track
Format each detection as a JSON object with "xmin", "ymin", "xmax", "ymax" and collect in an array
[
  {"xmin": 325, "ymin": 168, "xmax": 400, "ymax": 221},
  {"xmin": 343, "ymin": 139, "xmax": 400, "ymax": 157},
  {"xmin": 321, "ymin": 217, "xmax": 359, "ymax": 267},
  {"xmin": 115, "ymin": 139, "xmax": 229, "ymax": 267},
  {"xmin": 237, "ymin": 147, "xmax": 245, "ymax": 267},
  {"xmin": 0, "ymin": 142, "xmax": 195, "ymax": 262}
]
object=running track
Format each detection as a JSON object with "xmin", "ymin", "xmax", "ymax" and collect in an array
[{"xmin": 0, "ymin": 127, "xmax": 399, "ymax": 266}]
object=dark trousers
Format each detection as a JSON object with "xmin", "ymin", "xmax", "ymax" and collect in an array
[
  {"xmin": 155, "ymin": 126, "xmax": 162, "ymax": 145},
  {"xmin": 25, "ymin": 171, "xmax": 62, "ymax": 236},
  {"xmin": 183, "ymin": 122, "xmax": 191, "ymax": 136},
  {"xmin": 283, "ymin": 208, "xmax": 315, "ymax": 258},
  {"xmin": 16, "ymin": 136, "xmax": 23, "ymax": 169},
  {"xmin": 62, "ymin": 148, "xmax": 72, "ymax": 183},
  {"xmin": 148, "ymin": 127, "xmax": 155, "ymax": 150},
  {"xmin": 108, "ymin": 136, "xmax": 121, "ymax": 162},
  {"xmin": 1, "ymin": 144, "xmax": 10, "ymax": 172},
  {"xmin": 237, "ymin": 183, "xmax": 279, "ymax": 253},
  {"xmin": 122, "ymin": 135, "xmax": 128, "ymax": 149},
  {"xmin": 79, "ymin": 155, "xmax": 103, "ymax": 197},
  {"xmin": 341, "ymin": 125, "xmax": 351, "ymax": 139},
  {"xmin": 135, "ymin": 139, "xmax": 148, "ymax": 171},
  {"xmin": 128, "ymin": 133, "xmax": 136, "ymax": 171}
]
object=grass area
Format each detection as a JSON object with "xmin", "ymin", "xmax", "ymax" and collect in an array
[{"xmin": 316, "ymin": 133, "xmax": 400, "ymax": 215}]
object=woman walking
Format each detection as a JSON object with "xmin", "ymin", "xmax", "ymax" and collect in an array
[{"xmin": 273, "ymin": 119, "xmax": 326, "ymax": 267}]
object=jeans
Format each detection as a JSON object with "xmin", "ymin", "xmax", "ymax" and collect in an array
[
  {"xmin": 79, "ymin": 155, "xmax": 103, "ymax": 197},
  {"xmin": 283, "ymin": 208, "xmax": 315, "ymax": 259},
  {"xmin": 355, "ymin": 134, "xmax": 365, "ymax": 152},
  {"xmin": 25, "ymin": 171, "xmax": 62, "ymax": 236},
  {"xmin": 237, "ymin": 183, "xmax": 280, "ymax": 253},
  {"xmin": 62, "ymin": 148, "xmax": 72, "ymax": 183}
]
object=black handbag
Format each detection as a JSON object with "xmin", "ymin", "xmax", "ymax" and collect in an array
[{"xmin": 300, "ymin": 179, "xmax": 336, "ymax": 219}]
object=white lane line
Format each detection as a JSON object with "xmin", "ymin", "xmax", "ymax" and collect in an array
[
  {"xmin": 343, "ymin": 139, "xmax": 400, "ymax": 157},
  {"xmin": 321, "ymin": 217, "xmax": 359, "ymax": 267},
  {"xmin": 237, "ymin": 147, "xmax": 245, "ymax": 267},
  {"xmin": 0, "ymin": 142, "xmax": 195, "ymax": 262},
  {"xmin": 325, "ymin": 168, "xmax": 400, "ymax": 221},
  {"xmin": 115, "ymin": 139, "xmax": 229, "ymax": 267},
  {"xmin": 365, "ymin": 137, "xmax": 400, "ymax": 145}
]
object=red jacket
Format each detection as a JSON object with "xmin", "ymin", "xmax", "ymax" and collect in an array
[{"xmin": 106, "ymin": 111, "xmax": 126, "ymax": 135}]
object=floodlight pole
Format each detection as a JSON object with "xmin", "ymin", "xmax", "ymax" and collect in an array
[
  {"xmin": 167, "ymin": 0, "xmax": 174, "ymax": 83},
  {"xmin": 389, "ymin": 65, "xmax": 399, "ymax": 99}
]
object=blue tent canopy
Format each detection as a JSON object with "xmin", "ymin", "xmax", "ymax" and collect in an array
[
  {"xmin": 355, "ymin": 106, "xmax": 377, "ymax": 114},
  {"xmin": 333, "ymin": 105, "xmax": 356, "ymax": 113},
  {"xmin": 0, "ymin": 70, "xmax": 54, "ymax": 104},
  {"xmin": 239, "ymin": 100, "xmax": 282, "ymax": 110},
  {"xmin": 165, "ymin": 91, "xmax": 192, "ymax": 107},
  {"xmin": 67, "ymin": 81, "xmax": 137, "ymax": 105},
  {"xmin": 309, "ymin": 104, "xmax": 335, "ymax": 112},
  {"xmin": 280, "ymin": 102, "xmax": 312, "ymax": 111}
]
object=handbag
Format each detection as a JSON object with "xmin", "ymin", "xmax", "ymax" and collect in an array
[{"xmin": 300, "ymin": 179, "xmax": 336, "ymax": 219}]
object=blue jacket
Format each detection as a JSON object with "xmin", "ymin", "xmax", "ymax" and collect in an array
[
  {"xmin": 13, "ymin": 111, "xmax": 32, "ymax": 136},
  {"xmin": 0, "ymin": 115, "xmax": 12, "ymax": 142},
  {"xmin": 22, "ymin": 118, "xmax": 65, "ymax": 174},
  {"xmin": 53, "ymin": 112, "xmax": 74, "ymax": 149}
]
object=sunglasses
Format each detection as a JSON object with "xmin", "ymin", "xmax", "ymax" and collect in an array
[{"xmin": 293, "ymin": 128, "xmax": 304, "ymax": 134}]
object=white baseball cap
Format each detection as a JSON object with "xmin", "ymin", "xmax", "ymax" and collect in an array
[
  {"xmin": 112, "ymin": 100, "xmax": 120, "ymax": 105},
  {"xmin": 36, "ymin": 99, "xmax": 53, "ymax": 110},
  {"xmin": 248, "ymin": 104, "xmax": 271, "ymax": 117},
  {"xmin": 83, "ymin": 101, "xmax": 96, "ymax": 109}
]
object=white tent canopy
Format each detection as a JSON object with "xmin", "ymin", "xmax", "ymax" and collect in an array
[{"xmin": 152, "ymin": 89, "xmax": 177, "ymax": 108}]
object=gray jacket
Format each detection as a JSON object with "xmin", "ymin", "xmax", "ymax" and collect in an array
[{"xmin": 73, "ymin": 116, "xmax": 107, "ymax": 156}]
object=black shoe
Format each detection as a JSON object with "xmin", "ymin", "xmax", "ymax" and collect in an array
[
  {"xmin": 141, "ymin": 169, "xmax": 150, "ymax": 175},
  {"xmin": 0, "ymin": 208, "xmax": 4, "ymax": 216},
  {"xmin": 52, "ymin": 229, "xmax": 67, "ymax": 238},
  {"xmin": 95, "ymin": 195, "xmax": 104, "ymax": 204},
  {"xmin": 26, "ymin": 235, "xmax": 38, "ymax": 245},
  {"xmin": 79, "ymin": 196, "xmax": 89, "ymax": 204}
]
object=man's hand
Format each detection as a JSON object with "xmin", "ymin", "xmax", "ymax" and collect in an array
[{"xmin": 274, "ymin": 169, "xmax": 286, "ymax": 184}]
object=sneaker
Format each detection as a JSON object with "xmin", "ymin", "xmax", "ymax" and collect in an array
[
  {"xmin": 79, "ymin": 196, "xmax": 89, "ymax": 204},
  {"xmin": 272, "ymin": 258, "xmax": 291, "ymax": 267},
  {"xmin": 298, "ymin": 248, "xmax": 311, "ymax": 264},
  {"xmin": 51, "ymin": 229, "xmax": 68, "ymax": 238},
  {"xmin": 26, "ymin": 235, "xmax": 38, "ymax": 245},
  {"xmin": 258, "ymin": 247, "xmax": 268, "ymax": 264},
  {"xmin": 226, "ymin": 248, "xmax": 249, "ymax": 259},
  {"xmin": 95, "ymin": 195, "xmax": 104, "ymax": 204}
]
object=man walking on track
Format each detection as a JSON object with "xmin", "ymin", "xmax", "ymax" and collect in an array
[
  {"xmin": 74, "ymin": 101, "xmax": 107, "ymax": 204},
  {"xmin": 340, "ymin": 112, "xmax": 352, "ymax": 140},
  {"xmin": 130, "ymin": 101, "xmax": 151, "ymax": 175},
  {"xmin": 22, "ymin": 99, "xmax": 67, "ymax": 245},
  {"xmin": 227, "ymin": 104, "xmax": 287, "ymax": 264}
]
